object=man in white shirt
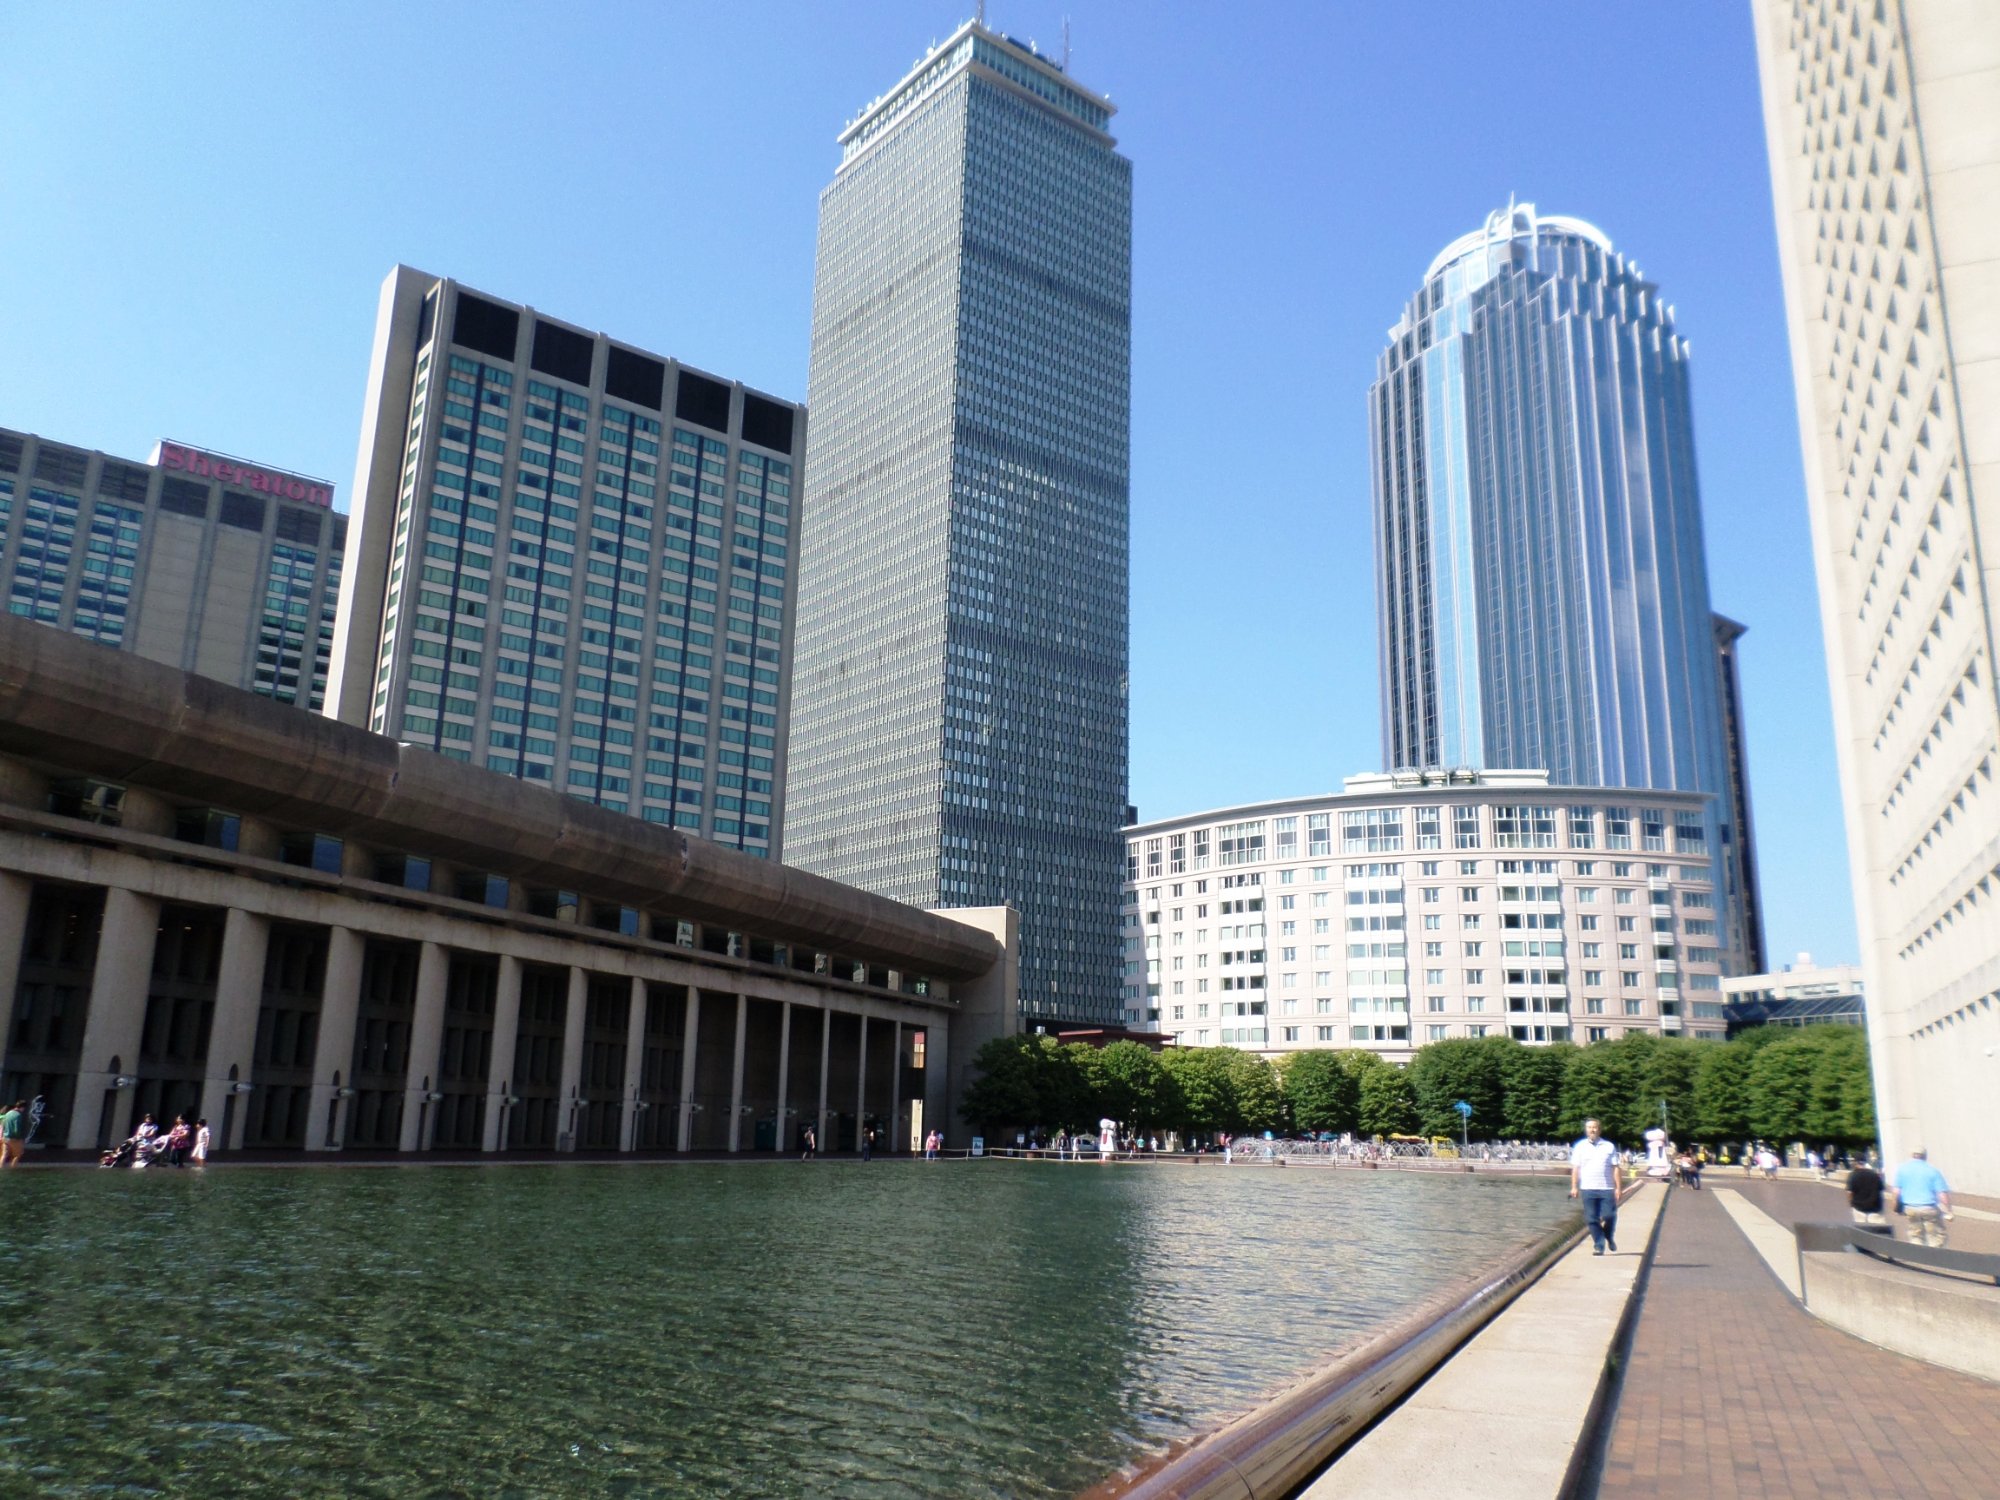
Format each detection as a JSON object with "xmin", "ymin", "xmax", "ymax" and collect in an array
[{"xmin": 1569, "ymin": 1117, "xmax": 1621, "ymax": 1256}]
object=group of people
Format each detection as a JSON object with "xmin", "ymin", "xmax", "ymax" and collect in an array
[
  {"xmin": 1846, "ymin": 1148, "xmax": 1956, "ymax": 1246},
  {"xmin": 1573, "ymin": 1117, "xmax": 1963, "ymax": 1255},
  {"xmin": 100, "ymin": 1113, "xmax": 210, "ymax": 1170},
  {"xmin": 796, "ymin": 1123, "xmax": 945, "ymax": 1160}
]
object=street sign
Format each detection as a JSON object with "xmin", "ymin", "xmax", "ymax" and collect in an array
[{"xmin": 1453, "ymin": 1100, "xmax": 1472, "ymax": 1116}]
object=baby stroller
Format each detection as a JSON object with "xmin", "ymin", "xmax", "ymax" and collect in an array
[
  {"xmin": 100, "ymin": 1137, "xmax": 139, "ymax": 1169},
  {"xmin": 130, "ymin": 1133, "xmax": 171, "ymax": 1169}
]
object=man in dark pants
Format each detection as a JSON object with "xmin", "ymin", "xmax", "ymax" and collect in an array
[{"xmin": 1569, "ymin": 1117, "xmax": 1621, "ymax": 1255}]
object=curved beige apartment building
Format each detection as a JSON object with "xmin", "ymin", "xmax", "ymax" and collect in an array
[{"xmin": 1122, "ymin": 771, "xmax": 1727, "ymax": 1063}]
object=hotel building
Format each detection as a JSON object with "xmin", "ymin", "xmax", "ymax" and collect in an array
[
  {"xmin": 1122, "ymin": 772, "xmax": 1728, "ymax": 1061},
  {"xmin": 1752, "ymin": 0, "xmax": 2000, "ymax": 1192},
  {"xmin": 328, "ymin": 269, "xmax": 804, "ymax": 860},
  {"xmin": 0, "ymin": 615, "xmax": 1011, "ymax": 1155},
  {"xmin": 1369, "ymin": 206, "xmax": 1758, "ymax": 973},
  {"xmin": 0, "ymin": 426, "xmax": 343, "ymax": 709},
  {"xmin": 784, "ymin": 21, "xmax": 1133, "ymax": 1026}
]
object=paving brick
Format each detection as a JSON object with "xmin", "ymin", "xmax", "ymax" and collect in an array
[{"xmin": 1594, "ymin": 1181, "xmax": 2000, "ymax": 1498}]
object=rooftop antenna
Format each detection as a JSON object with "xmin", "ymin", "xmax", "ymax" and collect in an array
[
  {"xmin": 1063, "ymin": 16, "xmax": 1071, "ymax": 69},
  {"xmin": 976, "ymin": 0, "xmax": 986, "ymax": 25}
]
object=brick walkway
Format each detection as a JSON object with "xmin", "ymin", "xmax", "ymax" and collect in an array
[{"xmin": 1594, "ymin": 1182, "xmax": 2000, "ymax": 1498}]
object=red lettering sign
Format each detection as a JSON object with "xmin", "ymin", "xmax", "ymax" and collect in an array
[{"xmin": 153, "ymin": 441, "xmax": 333, "ymax": 508}]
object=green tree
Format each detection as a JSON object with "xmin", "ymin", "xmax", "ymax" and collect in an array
[
  {"xmin": 958, "ymin": 1035, "xmax": 1044, "ymax": 1130},
  {"xmin": 1499, "ymin": 1041, "xmax": 1570, "ymax": 1140},
  {"xmin": 1560, "ymin": 1040, "xmax": 1639, "ymax": 1142},
  {"xmin": 1827, "ymin": 1032, "xmax": 1876, "ymax": 1145},
  {"xmin": 1408, "ymin": 1037, "xmax": 1507, "ymax": 1138},
  {"xmin": 1636, "ymin": 1037, "xmax": 1704, "ymax": 1142},
  {"xmin": 1746, "ymin": 1035, "xmax": 1820, "ymax": 1142},
  {"xmin": 1160, "ymin": 1048, "xmax": 1235, "ymax": 1136},
  {"xmin": 1095, "ymin": 1042, "xmax": 1172, "ymax": 1133},
  {"xmin": 1692, "ymin": 1041, "xmax": 1753, "ymax": 1143},
  {"xmin": 1356, "ymin": 1064, "xmax": 1418, "ymax": 1137},
  {"xmin": 1225, "ymin": 1050, "xmax": 1285, "ymax": 1134},
  {"xmin": 1280, "ymin": 1050, "xmax": 1359, "ymax": 1135},
  {"xmin": 1054, "ymin": 1042, "xmax": 1106, "ymax": 1132}
]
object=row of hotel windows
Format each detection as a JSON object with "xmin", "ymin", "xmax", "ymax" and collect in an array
[
  {"xmin": 1128, "ymin": 805, "xmax": 1707, "ymax": 878},
  {"xmin": 3, "ymin": 485, "xmax": 143, "ymax": 647},
  {"xmin": 1183, "ymin": 1024, "xmax": 1707, "ymax": 1046},
  {"xmin": 1130, "ymin": 857, "xmax": 1709, "ymax": 890},
  {"xmin": 1168, "ymin": 991, "xmax": 1695, "ymax": 1024},
  {"xmin": 1139, "ymin": 878, "xmax": 1712, "ymax": 919}
]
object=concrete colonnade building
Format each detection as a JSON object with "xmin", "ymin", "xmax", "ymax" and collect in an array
[
  {"xmin": 1122, "ymin": 770, "xmax": 1728, "ymax": 1062},
  {"xmin": 1369, "ymin": 205, "xmax": 1759, "ymax": 975},
  {"xmin": 1751, "ymin": 0, "xmax": 2000, "ymax": 1194},
  {"xmin": 0, "ymin": 615, "xmax": 1014, "ymax": 1155},
  {"xmin": 784, "ymin": 21, "xmax": 1133, "ymax": 1027},
  {"xmin": 0, "ymin": 426, "xmax": 344, "ymax": 710},
  {"xmin": 329, "ymin": 269, "xmax": 804, "ymax": 860}
]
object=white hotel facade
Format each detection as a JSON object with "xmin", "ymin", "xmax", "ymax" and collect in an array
[{"xmin": 1121, "ymin": 771, "xmax": 1729, "ymax": 1060}]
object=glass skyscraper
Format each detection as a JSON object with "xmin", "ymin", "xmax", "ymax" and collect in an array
[
  {"xmin": 1370, "ymin": 204, "xmax": 1755, "ymax": 972},
  {"xmin": 785, "ymin": 22, "xmax": 1131, "ymax": 1025}
]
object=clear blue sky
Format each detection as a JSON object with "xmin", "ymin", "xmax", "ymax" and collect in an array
[{"xmin": 0, "ymin": 2, "xmax": 1855, "ymax": 969}]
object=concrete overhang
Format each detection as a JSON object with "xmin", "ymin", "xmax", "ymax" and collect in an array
[{"xmin": 0, "ymin": 615, "xmax": 1000, "ymax": 981}]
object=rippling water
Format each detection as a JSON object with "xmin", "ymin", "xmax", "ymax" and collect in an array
[{"xmin": 0, "ymin": 1160, "xmax": 1569, "ymax": 1497}]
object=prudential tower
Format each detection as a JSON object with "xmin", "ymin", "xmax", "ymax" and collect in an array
[
  {"xmin": 784, "ymin": 22, "xmax": 1132, "ymax": 1026},
  {"xmin": 1370, "ymin": 204, "xmax": 1758, "ymax": 972}
]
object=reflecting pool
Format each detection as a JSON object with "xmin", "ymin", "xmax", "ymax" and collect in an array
[{"xmin": 0, "ymin": 1161, "xmax": 1570, "ymax": 1497}]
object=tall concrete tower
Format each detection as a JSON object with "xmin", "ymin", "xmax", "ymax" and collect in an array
[{"xmin": 1752, "ymin": 0, "xmax": 2000, "ymax": 1192}]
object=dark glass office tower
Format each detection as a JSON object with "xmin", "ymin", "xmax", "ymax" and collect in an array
[
  {"xmin": 1370, "ymin": 203, "xmax": 1757, "ymax": 975},
  {"xmin": 785, "ymin": 22, "xmax": 1131, "ymax": 1025}
]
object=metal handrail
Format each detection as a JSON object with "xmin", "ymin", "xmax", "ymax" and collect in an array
[{"xmin": 1794, "ymin": 1220, "xmax": 2000, "ymax": 1286}]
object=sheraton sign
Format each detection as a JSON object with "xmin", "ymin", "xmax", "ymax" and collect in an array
[{"xmin": 152, "ymin": 441, "xmax": 334, "ymax": 509}]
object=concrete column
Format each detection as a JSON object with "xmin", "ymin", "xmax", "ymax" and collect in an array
[
  {"xmin": 397, "ymin": 941, "xmax": 450, "ymax": 1153},
  {"xmin": 816, "ymin": 1006, "xmax": 831, "ymax": 1151},
  {"xmin": 306, "ymin": 926, "xmax": 365, "ymax": 1150},
  {"xmin": 0, "ymin": 872, "xmax": 35, "ymax": 1060},
  {"xmin": 891, "ymin": 1019, "xmax": 904, "ymax": 1154},
  {"xmin": 74, "ymin": 887, "xmax": 162, "ymax": 1148},
  {"xmin": 200, "ymin": 907, "xmax": 271, "ymax": 1150},
  {"xmin": 482, "ymin": 954, "xmax": 523, "ymax": 1152},
  {"xmin": 620, "ymin": 976, "xmax": 647, "ymax": 1151},
  {"xmin": 726, "ymin": 992, "xmax": 747, "ymax": 1153},
  {"xmin": 677, "ymin": 985, "xmax": 700, "ymax": 1151},
  {"xmin": 923, "ymin": 1012, "xmax": 949, "ymax": 1151},
  {"xmin": 774, "ymin": 1002, "xmax": 792, "ymax": 1155},
  {"xmin": 556, "ymin": 966, "xmax": 588, "ymax": 1152},
  {"xmin": 855, "ymin": 1012, "xmax": 869, "ymax": 1153}
]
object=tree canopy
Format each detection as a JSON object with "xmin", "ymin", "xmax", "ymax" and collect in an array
[{"xmin": 957, "ymin": 1027, "xmax": 1877, "ymax": 1147}]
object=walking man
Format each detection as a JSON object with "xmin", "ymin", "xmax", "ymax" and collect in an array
[
  {"xmin": 0, "ymin": 1100, "xmax": 26, "ymax": 1168},
  {"xmin": 1891, "ymin": 1147, "xmax": 1954, "ymax": 1247},
  {"xmin": 1569, "ymin": 1117, "xmax": 1620, "ymax": 1255},
  {"xmin": 1846, "ymin": 1157, "xmax": 1887, "ymax": 1225}
]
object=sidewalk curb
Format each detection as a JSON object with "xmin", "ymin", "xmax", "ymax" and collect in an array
[{"xmin": 1558, "ymin": 1181, "xmax": 1671, "ymax": 1499}]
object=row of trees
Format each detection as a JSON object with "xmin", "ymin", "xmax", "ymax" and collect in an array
[{"xmin": 958, "ymin": 1025, "xmax": 1876, "ymax": 1147}]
